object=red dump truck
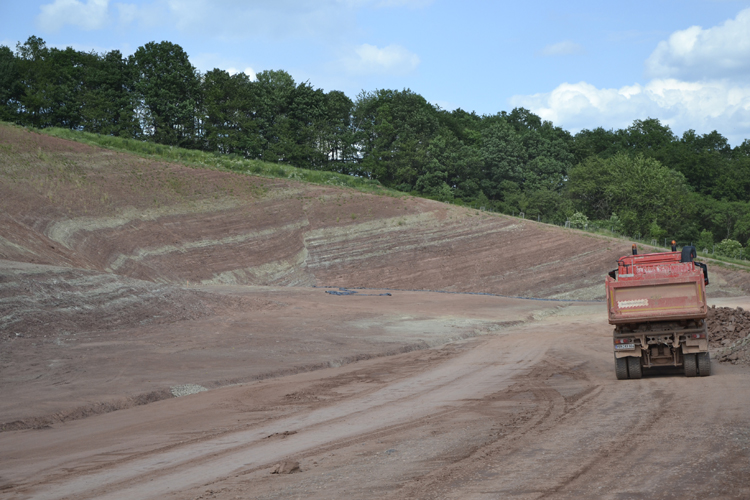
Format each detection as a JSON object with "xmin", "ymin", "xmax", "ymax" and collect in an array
[{"xmin": 605, "ymin": 246, "xmax": 710, "ymax": 379}]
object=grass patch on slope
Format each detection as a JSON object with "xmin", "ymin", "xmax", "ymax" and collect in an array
[{"xmin": 31, "ymin": 125, "xmax": 397, "ymax": 197}]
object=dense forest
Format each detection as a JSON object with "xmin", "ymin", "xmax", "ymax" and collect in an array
[{"xmin": 2, "ymin": 36, "xmax": 750, "ymax": 256}]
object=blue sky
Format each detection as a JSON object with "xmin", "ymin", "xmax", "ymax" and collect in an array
[{"xmin": 3, "ymin": 0, "xmax": 750, "ymax": 143}]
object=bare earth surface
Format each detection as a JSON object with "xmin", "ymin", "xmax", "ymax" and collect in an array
[{"xmin": 2, "ymin": 125, "xmax": 750, "ymax": 499}]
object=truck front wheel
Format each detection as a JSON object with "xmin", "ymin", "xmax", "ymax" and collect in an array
[
  {"xmin": 684, "ymin": 354, "xmax": 698, "ymax": 377},
  {"xmin": 615, "ymin": 357, "xmax": 629, "ymax": 380},
  {"xmin": 627, "ymin": 357, "xmax": 642, "ymax": 379},
  {"xmin": 697, "ymin": 352, "xmax": 711, "ymax": 377}
]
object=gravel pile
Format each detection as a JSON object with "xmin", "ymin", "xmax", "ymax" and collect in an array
[{"xmin": 708, "ymin": 306, "xmax": 750, "ymax": 365}]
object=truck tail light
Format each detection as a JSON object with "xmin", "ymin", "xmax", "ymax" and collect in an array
[
  {"xmin": 689, "ymin": 333, "xmax": 706, "ymax": 339},
  {"xmin": 615, "ymin": 338, "xmax": 632, "ymax": 344}
]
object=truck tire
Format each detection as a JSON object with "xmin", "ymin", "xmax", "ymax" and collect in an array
[
  {"xmin": 684, "ymin": 353, "xmax": 698, "ymax": 377},
  {"xmin": 627, "ymin": 356, "xmax": 642, "ymax": 379},
  {"xmin": 697, "ymin": 352, "xmax": 711, "ymax": 377},
  {"xmin": 615, "ymin": 356, "xmax": 629, "ymax": 380}
]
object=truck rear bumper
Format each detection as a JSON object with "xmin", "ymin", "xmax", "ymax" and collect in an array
[{"xmin": 613, "ymin": 321, "xmax": 708, "ymax": 367}]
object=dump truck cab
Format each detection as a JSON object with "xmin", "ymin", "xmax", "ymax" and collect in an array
[{"xmin": 605, "ymin": 246, "xmax": 710, "ymax": 379}]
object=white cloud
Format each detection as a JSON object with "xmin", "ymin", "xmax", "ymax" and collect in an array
[
  {"xmin": 37, "ymin": 0, "xmax": 110, "ymax": 32},
  {"xmin": 511, "ymin": 10, "xmax": 750, "ymax": 145},
  {"xmin": 510, "ymin": 79, "xmax": 750, "ymax": 144},
  {"xmin": 646, "ymin": 8, "xmax": 750, "ymax": 80},
  {"xmin": 341, "ymin": 43, "xmax": 420, "ymax": 75},
  {"xmin": 190, "ymin": 53, "xmax": 257, "ymax": 78},
  {"xmin": 537, "ymin": 40, "xmax": 585, "ymax": 57},
  {"xmin": 227, "ymin": 67, "xmax": 257, "ymax": 80}
]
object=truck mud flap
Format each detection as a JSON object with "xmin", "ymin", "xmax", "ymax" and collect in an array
[
  {"xmin": 615, "ymin": 345, "xmax": 642, "ymax": 358},
  {"xmin": 682, "ymin": 339, "xmax": 708, "ymax": 354}
]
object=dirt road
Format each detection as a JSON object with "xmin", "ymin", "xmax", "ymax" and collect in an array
[{"xmin": 3, "ymin": 295, "xmax": 749, "ymax": 500}]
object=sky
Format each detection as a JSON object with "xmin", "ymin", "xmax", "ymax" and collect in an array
[{"xmin": 3, "ymin": 0, "xmax": 750, "ymax": 144}]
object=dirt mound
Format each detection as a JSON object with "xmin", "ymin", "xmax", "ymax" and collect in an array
[{"xmin": 708, "ymin": 305, "xmax": 750, "ymax": 365}]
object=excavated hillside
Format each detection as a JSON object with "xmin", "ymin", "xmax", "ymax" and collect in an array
[{"xmin": 3, "ymin": 124, "xmax": 749, "ymax": 303}]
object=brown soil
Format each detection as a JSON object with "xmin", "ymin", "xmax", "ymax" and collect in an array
[
  {"xmin": 709, "ymin": 306, "xmax": 750, "ymax": 365},
  {"xmin": 2, "ymin": 125, "xmax": 750, "ymax": 499}
]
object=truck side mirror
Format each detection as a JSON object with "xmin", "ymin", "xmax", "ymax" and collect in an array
[{"xmin": 681, "ymin": 246, "xmax": 697, "ymax": 263}]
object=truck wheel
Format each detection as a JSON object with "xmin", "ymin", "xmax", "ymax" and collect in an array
[
  {"xmin": 697, "ymin": 352, "xmax": 711, "ymax": 377},
  {"xmin": 615, "ymin": 357, "xmax": 629, "ymax": 380},
  {"xmin": 684, "ymin": 353, "xmax": 697, "ymax": 377},
  {"xmin": 627, "ymin": 356, "xmax": 642, "ymax": 379}
]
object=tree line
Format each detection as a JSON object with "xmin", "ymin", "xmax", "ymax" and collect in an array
[{"xmin": 2, "ymin": 36, "xmax": 750, "ymax": 256}]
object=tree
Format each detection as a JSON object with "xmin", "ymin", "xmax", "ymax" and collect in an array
[
  {"xmin": 285, "ymin": 80, "xmax": 328, "ymax": 169},
  {"xmin": 572, "ymin": 127, "xmax": 627, "ymax": 164},
  {"xmin": 506, "ymin": 107, "xmax": 542, "ymax": 133},
  {"xmin": 569, "ymin": 211, "xmax": 589, "ymax": 229},
  {"xmin": 201, "ymin": 68, "xmax": 262, "ymax": 157},
  {"xmin": 520, "ymin": 129, "xmax": 572, "ymax": 191},
  {"xmin": 78, "ymin": 49, "xmax": 136, "ymax": 137},
  {"xmin": 252, "ymin": 69, "xmax": 296, "ymax": 163},
  {"xmin": 13, "ymin": 37, "xmax": 84, "ymax": 129},
  {"xmin": 129, "ymin": 41, "xmax": 201, "ymax": 146},
  {"xmin": 715, "ymin": 239, "xmax": 743, "ymax": 259},
  {"xmin": 567, "ymin": 153, "xmax": 692, "ymax": 237},
  {"xmin": 353, "ymin": 89, "xmax": 439, "ymax": 186},
  {"xmin": 319, "ymin": 90, "xmax": 356, "ymax": 172},
  {"xmin": 624, "ymin": 118, "xmax": 676, "ymax": 153},
  {"xmin": 419, "ymin": 129, "xmax": 481, "ymax": 200},
  {"xmin": 659, "ymin": 129, "xmax": 732, "ymax": 196},
  {"xmin": 415, "ymin": 159, "xmax": 453, "ymax": 201},
  {"xmin": 436, "ymin": 108, "xmax": 482, "ymax": 148},
  {"xmin": 733, "ymin": 211, "xmax": 750, "ymax": 249},
  {"xmin": 479, "ymin": 119, "xmax": 526, "ymax": 199},
  {"xmin": 649, "ymin": 219, "xmax": 667, "ymax": 241},
  {"xmin": 0, "ymin": 45, "xmax": 21, "ymax": 121},
  {"xmin": 696, "ymin": 230, "xmax": 714, "ymax": 253}
]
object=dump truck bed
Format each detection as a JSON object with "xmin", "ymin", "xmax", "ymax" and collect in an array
[{"xmin": 606, "ymin": 252, "xmax": 707, "ymax": 325}]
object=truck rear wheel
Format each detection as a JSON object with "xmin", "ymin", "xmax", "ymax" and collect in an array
[
  {"xmin": 697, "ymin": 352, "xmax": 711, "ymax": 377},
  {"xmin": 615, "ymin": 357, "xmax": 629, "ymax": 380},
  {"xmin": 627, "ymin": 356, "xmax": 642, "ymax": 379},
  {"xmin": 684, "ymin": 353, "xmax": 697, "ymax": 377}
]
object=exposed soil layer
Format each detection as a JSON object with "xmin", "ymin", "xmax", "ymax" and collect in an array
[
  {"xmin": 0, "ymin": 283, "xmax": 555, "ymax": 430},
  {"xmin": 0, "ymin": 260, "xmax": 214, "ymax": 340}
]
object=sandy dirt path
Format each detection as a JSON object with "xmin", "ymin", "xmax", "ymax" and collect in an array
[{"xmin": 2, "ymin": 297, "xmax": 750, "ymax": 500}]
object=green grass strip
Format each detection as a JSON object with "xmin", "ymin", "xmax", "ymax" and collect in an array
[{"xmin": 27, "ymin": 125, "xmax": 400, "ymax": 197}]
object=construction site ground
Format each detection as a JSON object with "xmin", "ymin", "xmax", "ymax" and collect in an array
[{"xmin": 1, "ymin": 125, "xmax": 750, "ymax": 499}]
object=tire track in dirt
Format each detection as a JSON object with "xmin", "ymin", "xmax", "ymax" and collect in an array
[
  {"xmin": 397, "ymin": 359, "xmax": 588, "ymax": 499},
  {"xmin": 12, "ymin": 329, "xmax": 553, "ymax": 500},
  {"xmin": 399, "ymin": 353, "xmax": 748, "ymax": 500}
]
